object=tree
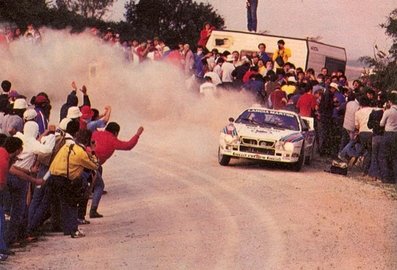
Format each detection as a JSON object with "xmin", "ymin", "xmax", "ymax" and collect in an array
[
  {"xmin": 0, "ymin": 0, "xmax": 49, "ymax": 27},
  {"xmin": 124, "ymin": 0, "xmax": 224, "ymax": 47},
  {"xmin": 55, "ymin": 0, "xmax": 115, "ymax": 20},
  {"xmin": 360, "ymin": 8, "xmax": 397, "ymax": 91}
]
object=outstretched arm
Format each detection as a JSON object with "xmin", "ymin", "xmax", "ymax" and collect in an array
[
  {"xmin": 113, "ymin": 127, "xmax": 144, "ymax": 151},
  {"xmin": 101, "ymin": 106, "xmax": 112, "ymax": 124},
  {"xmin": 81, "ymin": 85, "xmax": 91, "ymax": 107}
]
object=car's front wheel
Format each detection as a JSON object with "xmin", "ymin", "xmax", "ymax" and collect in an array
[
  {"xmin": 218, "ymin": 147, "xmax": 231, "ymax": 166},
  {"xmin": 291, "ymin": 147, "xmax": 305, "ymax": 172}
]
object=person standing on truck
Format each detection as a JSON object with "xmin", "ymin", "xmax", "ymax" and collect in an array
[
  {"xmin": 198, "ymin": 22, "xmax": 215, "ymax": 49},
  {"xmin": 246, "ymin": 0, "xmax": 258, "ymax": 32},
  {"xmin": 272, "ymin": 40, "xmax": 292, "ymax": 69}
]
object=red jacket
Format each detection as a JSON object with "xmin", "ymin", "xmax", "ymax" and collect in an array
[
  {"xmin": 92, "ymin": 130, "xmax": 140, "ymax": 165},
  {"xmin": 0, "ymin": 148, "xmax": 9, "ymax": 187}
]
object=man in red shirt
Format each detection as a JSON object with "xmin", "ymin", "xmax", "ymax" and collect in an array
[
  {"xmin": 0, "ymin": 136, "xmax": 24, "ymax": 259},
  {"xmin": 269, "ymin": 83, "xmax": 287, "ymax": 110},
  {"xmin": 296, "ymin": 83, "xmax": 317, "ymax": 117},
  {"xmin": 90, "ymin": 122, "xmax": 144, "ymax": 218}
]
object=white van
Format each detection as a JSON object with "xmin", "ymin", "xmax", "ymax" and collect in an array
[{"xmin": 206, "ymin": 30, "xmax": 347, "ymax": 74}]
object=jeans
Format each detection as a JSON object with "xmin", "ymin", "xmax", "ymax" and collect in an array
[
  {"xmin": 359, "ymin": 132, "xmax": 372, "ymax": 175},
  {"xmin": 6, "ymin": 174, "xmax": 28, "ymax": 245},
  {"xmin": 339, "ymin": 140, "xmax": 364, "ymax": 160},
  {"xmin": 27, "ymin": 166, "xmax": 51, "ymax": 234},
  {"xmin": 27, "ymin": 184, "xmax": 51, "ymax": 235},
  {"xmin": 379, "ymin": 132, "xmax": 397, "ymax": 183},
  {"xmin": 49, "ymin": 175, "xmax": 80, "ymax": 235},
  {"xmin": 247, "ymin": 0, "xmax": 258, "ymax": 32},
  {"xmin": 0, "ymin": 205, "xmax": 7, "ymax": 250},
  {"xmin": 339, "ymin": 128, "xmax": 355, "ymax": 152},
  {"xmin": 368, "ymin": 135, "xmax": 382, "ymax": 178},
  {"xmin": 91, "ymin": 167, "xmax": 104, "ymax": 210},
  {"xmin": 77, "ymin": 171, "xmax": 90, "ymax": 220}
]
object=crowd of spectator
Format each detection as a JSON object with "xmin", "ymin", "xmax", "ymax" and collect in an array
[
  {"xmin": 0, "ymin": 78, "xmax": 144, "ymax": 261},
  {"xmin": 0, "ymin": 22, "xmax": 396, "ymax": 263}
]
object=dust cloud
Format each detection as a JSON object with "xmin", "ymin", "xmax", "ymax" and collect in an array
[{"xmin": 0, "ymin": 28, "xmax": 256, "ymax": 161}]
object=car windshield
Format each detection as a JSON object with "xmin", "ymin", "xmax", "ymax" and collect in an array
[{"xmin": 235, "ymin": 109, "xmax": 300, "ymax": 131}]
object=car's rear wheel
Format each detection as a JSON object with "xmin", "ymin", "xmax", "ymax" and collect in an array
[{"xmin": 218, "ymin": 147, "xmax": 231, "ymax": 166}]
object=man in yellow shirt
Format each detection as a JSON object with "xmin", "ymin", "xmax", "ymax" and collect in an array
[
  {"xmin": 272, "ymin": 40, "xmax": 292, "ymax": 68},
  {"xmin": 49, "ymin": 129, "xmax": 98, "ymax": 238}
]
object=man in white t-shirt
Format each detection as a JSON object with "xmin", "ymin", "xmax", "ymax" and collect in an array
[
  {"xmin": 221, "ymin": 55, "xmax": 236, "ymax": 90},
  {"xmin": 199, "ymin": 76, "xmax": 217, "ymax": 96},
  {"xmin": 354, "ymin": 96, "xmax": 375, "ymax": 175}
]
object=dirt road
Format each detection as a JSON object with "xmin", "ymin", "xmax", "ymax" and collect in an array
[{"xmin": 4, "ymin": 125, "xmax": 397, "ymax": 270}]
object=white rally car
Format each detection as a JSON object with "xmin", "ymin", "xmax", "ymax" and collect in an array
[{"xmin": 218, "ymin": 105, "xmax": 316, "ymax": 171}]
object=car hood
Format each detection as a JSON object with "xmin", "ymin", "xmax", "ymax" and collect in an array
[{"xmin": 234, "ymin": 123, "xmax": 302, "ymax": 142}]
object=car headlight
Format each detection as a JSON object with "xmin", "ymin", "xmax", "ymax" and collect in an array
[
  {"xmin": 275, "ymin": 141, "xmax": 294, "ymax": 152},
  {"xmin": 284, "ymin": 142, "xmax": 294, "ymax": 152},
  {"xmin": 275, "ymin": 141, "xmax": 284, "ymax": 151},
  {"xmin": 224, "ymin": 134, "xmax": 235, "ymax": 144}
]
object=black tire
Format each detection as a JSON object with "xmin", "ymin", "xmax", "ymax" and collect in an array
[
  {"xmin": 291, "ymin": 147, "xmax": 305, "ymax": 172},
  {"xmin": 305, "ymin": 140, "xmax": 315, "ymax": 165},
  {"xmin": 218, "ymin": 148, "xmax": 231, "ymax": 166}
]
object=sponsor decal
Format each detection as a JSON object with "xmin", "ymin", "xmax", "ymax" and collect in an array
[
  {"xmin": 223, "ymin": 123, "xmax": 238, "ymax": 136},
  {"xmin": 279, "ymin": 132, "xmax": 304, "ymax": 143},
  {"xmin": 247, "ymin": 109, "xmax": 295, "ymax": 118}
]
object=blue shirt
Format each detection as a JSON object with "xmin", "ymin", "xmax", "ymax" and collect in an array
[{"xmin": 87, "ymin": 119, "xmax": 106, "ymax": 132}]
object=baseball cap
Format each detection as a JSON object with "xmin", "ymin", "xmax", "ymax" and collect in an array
[{"xmin": 80, "ymin": 105, "xmax": 94, "ymax": 120}]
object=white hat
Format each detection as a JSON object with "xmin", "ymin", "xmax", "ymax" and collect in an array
[
  {"xmin": 13, "ymin": 98, "xmax": 28, "ymax": 110},
  {"xmin": 67, "ymin": 106, "xmax": 82, "ymax": 119},
  {"xmin": 226, "ymin": 54, "xmax": 234, "ymax": 62},
  {"xmin": 59, "ymin": 118, "xmax": 71, "ymax": 131},
  {"xmin": 287, "ymin": 76, "xmax": 297, "ymax": 83},
  {"xmin": 330, "ymin": 82, "xmax": 339, "ymax": 90},
  {"xmin": 23, "ymin": 109, "xmax": 37, "ymax": 121}
]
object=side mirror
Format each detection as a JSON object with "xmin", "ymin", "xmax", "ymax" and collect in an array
[
  {"xmin": 302, "ymin": 126, "xmax": 308, "ymax": 132},
  {"xmin": 228, "ymin": 117, "xmax": 235, "ymax": 122}
]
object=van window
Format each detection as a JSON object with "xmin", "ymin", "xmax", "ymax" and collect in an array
[
  {"xmin": 325, "ymin": 57, "xmax": 346, "ymax": 73},
  {"xmin": 214, "ymin": 38, "xmax": 233, "ymax": 48}
]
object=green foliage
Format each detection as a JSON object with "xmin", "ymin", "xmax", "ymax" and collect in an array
[
  {"xmin": 0, "ymin": 0, "xmax": 224, "ymax": 49},
  {"xmin": 361, "ymin": 8, "xmax": 397, "ymax": 91},
  {"xmin": 0, "ymin": 0, "xmax": 49, "ymax": 27},
  {"xmin": 55, "ymin": 0, "xmax": 115, "ymax": 20},
  {"xmin": 124, "ymin": 0, "xmax": 225, "ymax": 47}
]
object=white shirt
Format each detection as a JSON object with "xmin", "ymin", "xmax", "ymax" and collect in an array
[
  {"xmin": 221, "ymin": 62, "xmax": 235, "ymax": 83},
  {"xmin": 14, "ymin": 122, "xmax": 54, "ymax": 170},
  {"xmin": 343, "ymin": 99, "xmax": 360, "ymax": 131},
  {"xmin": 355, "ymin": 107, "xmax": 374, "ymax": 133},
  {"xmin": 200, "ymin": 82, "xmax": 217, "ymax": 95},
  {"xmin": 380, "ymin": 105, "xmax": 397, "ymax": 132},
  {"xmin": 213, "ymin": 64, "xmax": 222, "ymax": 79},
  {"xmin": 204, "ymin": 71, "xmax": 222, "ymax": 86}
]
